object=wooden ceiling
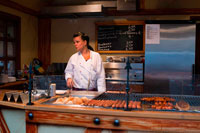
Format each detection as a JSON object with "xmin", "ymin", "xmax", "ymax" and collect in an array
[{"xmin": 1, "ymin": 0, "xmax": 200, "ymax": 17}]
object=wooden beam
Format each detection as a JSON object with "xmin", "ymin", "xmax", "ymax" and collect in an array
[
  {"xmin": 105, "ymin": 8, "xmax": 200, "ymax": 16},
  {"xmin": 38, "ymin": 18, "xmax": 51, "ymax": 70},
  {"xmin": 138, "ymin": 0, "xmax": 145, "ymax": 10},
  {"xmin": 0, "ymin": 0, "xmax": 39, "ymax": 16}
]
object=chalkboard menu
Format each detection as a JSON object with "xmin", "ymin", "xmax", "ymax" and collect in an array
[{"xmin": 95, "ymin": 21, "xmax": 145, "ymax": 53}]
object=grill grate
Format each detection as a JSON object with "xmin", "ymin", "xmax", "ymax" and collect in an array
[{"xmin": 93, "ymin": 92, "xmax": 200, "ymax": 111}]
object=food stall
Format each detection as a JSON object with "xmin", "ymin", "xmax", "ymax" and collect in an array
[
  {"xmin": 1, "ymin": 58, "xmax": 200, "ymax": 133},
  {"xmin": 1, "ymin": 20, "xmax": 200, "ymax": 133}
]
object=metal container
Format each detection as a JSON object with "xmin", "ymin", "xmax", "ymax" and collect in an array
[{"xmin": 49, "ymin": 83, "xmax": 56, "ymax": 97}]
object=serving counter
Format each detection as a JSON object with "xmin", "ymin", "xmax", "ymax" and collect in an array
[{"xmin": 1, "ymin": 90, "xmax": 200, "ymax": 133}]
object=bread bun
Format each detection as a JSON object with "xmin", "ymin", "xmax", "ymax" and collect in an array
[
  {"xmin": 63, "ymin": 97, "xmax": 70, "ymax": 104},
  {"xmin": 73, "ymin": 97, "xmax": 83, "ymax": 105},
  {"xmin": 176, "ymin": 100, "xmax": 190, "ymax": 111},
  {"xmin": 54, "ymin": 98, "xmax": 64, "ymax": 104},
  {"xmin": 81, "ymin": 97, "xmax": 89, "ymax": 103}
]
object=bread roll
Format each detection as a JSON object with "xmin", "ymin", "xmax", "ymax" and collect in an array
[
  {"xmin": 54, "ymin": 98, "xmax": 64, "ymax": 104},
  {"xmin": 73, "ymin": 97, "xmax": 83, "ymax": 105},
  {"xmin": 81, "ymin": 97, "xmax": 89, "ymax": 103}
]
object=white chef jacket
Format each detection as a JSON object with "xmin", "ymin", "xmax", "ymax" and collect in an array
[{"xmin": 65, "ymin": 50, "xmax": 106, "ymax": 92}]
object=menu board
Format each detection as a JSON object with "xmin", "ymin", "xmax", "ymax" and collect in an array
[{"xmin": 95, "ymin": 21, "xmax": 145, "ymax": 53}]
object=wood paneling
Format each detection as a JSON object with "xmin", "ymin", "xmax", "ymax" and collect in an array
[
  {"xmin": 26, "ymin": 110, "xmax": 200, "ymax": 132},
  {"xmin": 38, "ymin": 18, "xmax": 51, "ymax": 70}
]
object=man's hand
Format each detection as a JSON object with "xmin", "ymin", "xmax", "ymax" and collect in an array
[{"xmin": 67, "ymin": 78, "xmax": 74, "ymax": 89}]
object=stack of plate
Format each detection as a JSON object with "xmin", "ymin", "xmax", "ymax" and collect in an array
[{"xmin": 8, "ymin": 76, "xmax": 16, "ymax": 82}]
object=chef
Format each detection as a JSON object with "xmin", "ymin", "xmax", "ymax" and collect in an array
[{"xmin": 64, "ymin": 32, "xmax": 106, "ymax": 92}]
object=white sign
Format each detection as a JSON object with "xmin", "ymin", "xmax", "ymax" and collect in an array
[{"xmin": 146, "ymin": 24, "xmax": 160, "ymax": 44}]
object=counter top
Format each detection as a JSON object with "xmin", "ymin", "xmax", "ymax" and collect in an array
[
  {"xmin": 0, "ymin": 90, "xmax": 200, "ymax": 121},
  {"xmin": 2, "ymin": 89, "xmax": 200, "ymax": 132}
]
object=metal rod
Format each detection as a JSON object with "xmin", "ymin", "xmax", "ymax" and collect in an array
[
  {"xmin": 124, "ymin": 57, "xmax": 132, "ymax": 111},
  {"xmin": 27, "ymin": 62, "xmax": 34, "ymax": 105}
]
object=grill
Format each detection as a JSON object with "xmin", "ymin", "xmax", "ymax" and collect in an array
[
  {"xmin": 93, "ymin": 92, "xmax": 200, "ymax": 112},
  {"xmin": 41, "ymin": 91, "xmax": 200, "ymax": 112}
]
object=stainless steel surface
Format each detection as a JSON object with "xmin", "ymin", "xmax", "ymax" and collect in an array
[
  {"xmin": 103, "ymin": 62, "xmax": 143, "ymax": 69},
  {"xmin": 70, "ymin": 90, "xmax": 102, "ymax": 97},
  {"xmin": 144, "ymin": 23, "xmax": 196, "ymax": 93},
  {"xmin": 41, "ymin": 91, "xmax": 102, "ymax": 106},
  {"xmin": 105, "ymin": 69, "xmax": 143, "ymax": 81},
  {"xmin": 106, "ymin": 56, "xmax": 126, "ymax": 62},
  {"xmin": 103, "ymin": 60, "xmax": 144, "ymax": 82},
  {"xmin": 2, "ymin": 91, "xmax": 40, "ymax": 104}
]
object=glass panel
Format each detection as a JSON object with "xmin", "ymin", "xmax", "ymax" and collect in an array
[
  {"xmin": 0, "ymin": 20, "xmax": 6, "ymax": 38},
  {"xmin": 0, "ymin": 61, "xmax": 4, "ymax": 74},
  {"xmin": 7, "ymin": 42, "xmax": 15, "ymax": 57},
  {"xmin": 7, "ymin": 60, "xmax": 15, "ymax": 76},
  {"xmin": 7, "ymin": 22, "xmax": 15, "ymax": 38},
  {"xmin": 0, "ymin": 41, "xmax": 4, "ymax": 57}
]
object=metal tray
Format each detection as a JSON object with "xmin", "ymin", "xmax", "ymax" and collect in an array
[{"xmin": 41, "ymin": 91, "xmax": 102, "ymax": 107}]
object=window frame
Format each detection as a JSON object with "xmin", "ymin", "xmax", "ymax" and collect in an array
[{"xmin": 0, "ymin": 11, "xmax": 21, "ymax": 75}]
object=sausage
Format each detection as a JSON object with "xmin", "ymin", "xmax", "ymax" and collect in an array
[
  {"xmin": 112, "ymin": 100, "xmax": 119, "ymax": 108},
  {"xmin": 136, "ymin": 101, "xmax": 141, "ymax": 109},
  {"xmin": 116, "ymin": 100, "xmax": 122, "ymax": 108},
  {"xmin": 103, "ymin": 100, "xmax": 110, "ymax": 107},
  {"xmin": 119, "ymin": 100, "xmax": 125, "ymax": 108},
  {"xmin": 106, "ymin": 100, "xmax": 115, "ymax": 107},
  {"xmin": 128, "ymin": 101, "xmax": 133, "ymax": 108},
  {"xmin": 95, "ymin": 100, "xmax": 102, "ymax": 106},
  {"xmin": 132, "ymin": 101, "xmax": 136, "ymax": 109}
]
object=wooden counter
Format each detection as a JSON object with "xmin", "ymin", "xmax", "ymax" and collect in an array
[{"xmin": 1, "ymin": 91, "xmax": 200, "ymax": 133}]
